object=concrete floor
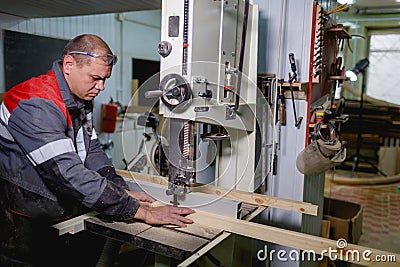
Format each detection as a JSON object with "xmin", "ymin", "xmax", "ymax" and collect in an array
[{"xmin": 324, "ymin": 170, "xmax": 400, "ymax": 254}]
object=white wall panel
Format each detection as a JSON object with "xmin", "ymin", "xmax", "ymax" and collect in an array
[
  {"xmin": 1, "ymin": 10, "xmax": 161, "ymax": 167},
  {"xmin": 0, "ymin": 10, "xmax": 161, "ymax": 110},
  {"xmin": 256, "ymin": 0, "xmax": 313, "ymax": 82},
  {"xmin": 119, "ymin": 10, "xmax": 161, "ymax": 107}
]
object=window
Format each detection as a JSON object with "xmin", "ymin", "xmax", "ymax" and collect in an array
[{"xmin": 367, "ymin": 30, "xmax": 400, "ymax": 105}]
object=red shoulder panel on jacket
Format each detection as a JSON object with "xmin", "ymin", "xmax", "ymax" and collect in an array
[{"xmin": 4, "ymin": 71, "xmax": 70, "ymax": 125}]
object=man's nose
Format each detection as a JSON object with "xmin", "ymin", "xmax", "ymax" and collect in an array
[{"xmin": 95, "ymin": 80, "xmax": 105, "ymax": 91}]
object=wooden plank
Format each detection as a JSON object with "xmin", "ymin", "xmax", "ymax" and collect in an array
[
  {"xmin": 283, "ymin": 90, "xmax": 307, "ymax": 100},
  {"xmin": 191, "ymin": 184, "xmax": 318, "ymax": 216},
  {"xmin": 53, "ymin": 212, "xmax": 97, "ymax": 235},
  {"xmin": 240, "ymin": 203, "xmax": 259, "ymax": 219},
  {"xmin": 164, "ymin": 204, "xmax": 261, "ymax": 244},
  {"xmin": 135, "ymin": 226, "xmax": 209, "ymax": 260},
  {"xmin": 163, "ymin": 204, "xmax": 260, "ymax": 240},
  {"xmin": 330, "ymin": 174, "xmax": 400, "ymax": 186},
  {"xmin": 117, "ymin": 170, "xmax": 318, "ymax": 216},
  {"xmin": 85, "ymin": 217, "xmax": 151, "ymax": 236},
  {"xmin": 242, "ymin": 205, "xmax": 265, "ymax": 221},
  {"xmin": 320, "ymin": 220, "xmax": 330, "ymax": 238},
  {"xmin": 162, "ymin": 223, "xmax": 223, "ymax": 241},
  {"xmin": 84, "ymin": 216, "xmax": 207, "ymax": 261},
  {"xmin": 117, "ymin": 169, "xmax": 169, "ymax": 186},
  {"xmin": 182, "ymin": 209, "xmax": 400, "ymax": 267},
  {"xmin": 126, "ymin": 179, "xmax": 242, "ymax": 218}
]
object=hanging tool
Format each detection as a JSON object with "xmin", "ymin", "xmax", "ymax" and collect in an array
[
  {"xmin": 277, "ymin": 79, "xmax": 286, "ymax": 126},
  {"xmin": 288, "ymin": 53, "xmax": 303, "ymax": 128},
  {"xmin": 330, "ymin": 56, "xmax": 343, "ymax": 107},
  {"xmin": 334, "ymin": 97, "xmax": 346, "ymax": 119},
  {"xmin": 335, "ymin": 56, "xmax": 343, "ymax": 76},
  {"xmin": 266, "ymin": 77, "xmax": 274, "ymax": 106}
]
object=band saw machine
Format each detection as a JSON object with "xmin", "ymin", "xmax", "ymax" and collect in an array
[
  {"xmin": 147, "ymin": 0, "xmax": 263, "ymax": 207},
  {"xmin": 50, "ymin": 1, "xmax": 387, "ymax": 266}
]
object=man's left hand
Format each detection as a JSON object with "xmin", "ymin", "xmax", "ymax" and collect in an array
[{"xmin": 125, "ymin": 190, "xmax": 154, "ymax": 205}]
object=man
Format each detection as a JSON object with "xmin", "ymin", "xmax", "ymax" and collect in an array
[{"xmin": 0, "ymin": 34, "xmax": 194, "ymax": 266}]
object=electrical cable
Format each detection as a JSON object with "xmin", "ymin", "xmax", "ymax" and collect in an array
[{"xmin": 234, "ymin": 0, "xmax": 249, "ymax": 111}]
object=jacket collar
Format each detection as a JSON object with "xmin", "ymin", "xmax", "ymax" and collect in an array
[{"xmin": 51, "ymin": 60, "xmax": 87, "ymax": 111}]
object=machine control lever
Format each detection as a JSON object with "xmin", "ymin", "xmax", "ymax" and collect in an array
[
  {"xmin": 198, "ymin": 89, "xmax": 213, "ymax": 99},
  {"xmin": 160, "ymin": 74, "xmax": 191, "ymax": 110},
  {"xmin": 144, "ymin": 90, "xmax": 163, "ymax": 98}
]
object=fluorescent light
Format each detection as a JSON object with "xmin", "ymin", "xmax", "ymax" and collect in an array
[{"xmin": 337, "ymin": 0, "xmax": 354, "ymax": 4}]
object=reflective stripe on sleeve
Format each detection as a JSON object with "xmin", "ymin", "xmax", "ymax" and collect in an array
[
  {"xmin": 0, "ymin": 120, "xmax": 14, "ymax": 141},
  {"xmin": 0, "ymin": 102, "xmax": 11, "ymax": 125},
  {"xmin": 28, "ymin": 139, "xmax": 76, "ymax": 165},
  {"xmin": 91, "ymin": 127, "xmax": 97, "ymax": 140},
  {"xmin": 76, "ymin": 127, "xmax": 86, "ymax": 162}
]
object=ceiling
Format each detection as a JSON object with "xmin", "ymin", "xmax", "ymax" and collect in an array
[
  {"xmin": 0, "ymin": 0, "xmax": 161, "ymax": 18},
  {"xmin": 352, "ymin": 0, "xmax": 400, "ymax": 8},
  {"xmin": 1, "ymin": 0, "xmax": 400, "ymax": 19},
  {"xmin": 349, "ymin": 0, "xmax": 400, "ymax": 13}
]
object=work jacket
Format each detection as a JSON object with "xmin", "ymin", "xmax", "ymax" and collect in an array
[{"xmin": 0, "ymin": 61, "xmax": 139, "ymax": 221}]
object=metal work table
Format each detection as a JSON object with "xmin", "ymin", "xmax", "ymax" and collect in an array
[
  {"xmin": 85, "ymin": 216, "xmax": 223, "ymax": 261},
  {"xmin": 82, "ymin": 203, "xmax": 263, "ymax": 266},
  {"xmin": 52, "ymin": 177, "xmax": 265, "ymax": 266}
]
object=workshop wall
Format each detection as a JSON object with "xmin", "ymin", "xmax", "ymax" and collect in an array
[
  {"xmin": 116, "ymin": 11, "xmax": 161, "ymax": 107},
  {"xmin": 0, "ymin": 13, "xmax": 118, "ymax": 102},
  {"xmin": 0, "ymin": 10, "xmax": 161, "ymax": 127},
  {"xmin": 338, "ymin": 12, "xmax": 400, "ymax": 101},
  {"xmin": 257, "ymin": 0, "xmax": 313, "ymax": 81}
]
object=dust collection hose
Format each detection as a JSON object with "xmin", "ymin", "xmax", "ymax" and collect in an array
[
  {"xmin": 296, "ymin": 123, "xmax": 346, "ymax": 175},
  {"xmin": 234, "ymin": 0, "xmax": 250, "ymax": 111}
]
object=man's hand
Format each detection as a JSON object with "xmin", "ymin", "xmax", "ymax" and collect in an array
[
  {"xmin": 125, "ymin": 190, "xmax": 154, "ymax": 206},
  {"xmin": 134, "ymin": 205, "xmax": 195, "ymax": 228}
]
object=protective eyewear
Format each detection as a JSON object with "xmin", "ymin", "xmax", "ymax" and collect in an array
[{"xmin": 67, "ymin": 51, "xmax": 118, "ymax": 66}]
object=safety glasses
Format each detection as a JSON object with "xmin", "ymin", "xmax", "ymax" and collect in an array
[{"xmin": 67, "ymin": 51, "xmax": 118, "ymax": 66}]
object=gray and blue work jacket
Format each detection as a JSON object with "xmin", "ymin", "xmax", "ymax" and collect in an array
[{"xmin": 0, "ymin": 61, "xmax": 139, "ymax": 221}]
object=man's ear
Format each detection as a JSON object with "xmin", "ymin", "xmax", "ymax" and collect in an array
[{"xmin": 63, "ymin": 55, "xmax": 75, "ymax": 74}]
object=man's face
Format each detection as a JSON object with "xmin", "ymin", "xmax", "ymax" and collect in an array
[{"xmin": 63, "ymin": 53, "xmax": 112, "ymax": 101}]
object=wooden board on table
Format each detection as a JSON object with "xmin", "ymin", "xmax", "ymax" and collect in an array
[
  {"xmin": 163, "ymin": 223, "xmax": 223, "ymax": 241},
  {"xmin": 184, "ymin": 209, "xmax": 400, "ymax": 267},
  {"xmin": 85, "ymin": 216, "xmax": 214, "ymax": 261},
  {"xmin": 135, "ymin": 226, "xmax": 210, "ymax": 256},
  {"xmin": 116, "ymin": 170, "xmax": 318, "ymax": 216},
  {"xmin": 85, "ymin": 216, "xmax": 151, "ymax": 236}
]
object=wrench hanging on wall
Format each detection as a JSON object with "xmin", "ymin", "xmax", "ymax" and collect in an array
[{"xmin": 288, "ymin": 53, "xmax": 303, "ymax": 128}]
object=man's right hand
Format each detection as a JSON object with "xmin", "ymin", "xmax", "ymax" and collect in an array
[{"xmin": 134, "ymin": 205, "xmax": 195, "ymax": 228}]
